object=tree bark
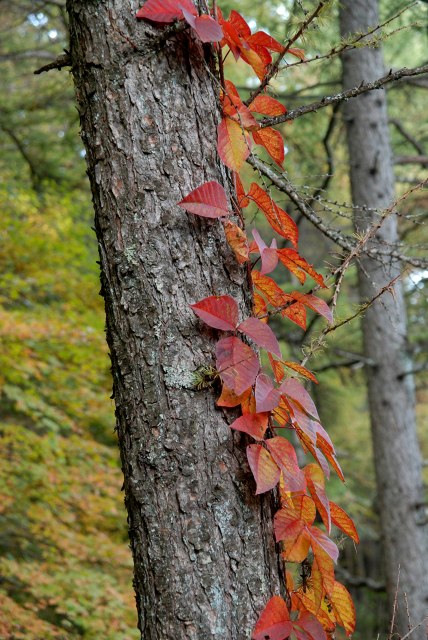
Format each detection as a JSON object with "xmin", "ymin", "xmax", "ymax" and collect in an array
[
  {"xmin": 339, "ymin": 1, "xmax": 428, "ymax": 637},
  {"xmin": 66, "ymin": 1, "xmax": 280, "ymax": 638}
]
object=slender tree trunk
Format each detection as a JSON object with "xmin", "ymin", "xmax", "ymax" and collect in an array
[
  {"xmin": 66, "ymin": 1, "xmax": 280, "ymax": 638},
  {"xmin": 339, "ymin": 1, "xmax": 428, "ymax": 637}
]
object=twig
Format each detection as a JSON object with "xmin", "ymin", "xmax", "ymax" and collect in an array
[
  {"xmin": 388, "ymin": 567, "xmax": 400, "ymax": 640},
  {"xmin": 34, "ymin": 51, "xmax": 71, "ymax": 75},
  {"xmin": 259, "ymin": 64, "xmax": 428, "ymax": 128}
]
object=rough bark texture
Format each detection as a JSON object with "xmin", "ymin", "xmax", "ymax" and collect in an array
[
  {"xmin": 339, "ymin": 1, "xmax": 428, "ymax": 637},
  {"xmin": 66, "ymin": 1, "xmax": 281, "ymax": 638}
]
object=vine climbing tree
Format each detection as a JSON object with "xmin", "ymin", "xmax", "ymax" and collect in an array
[{"xmin": 64, "ymin": 0, "xmax": 428, "ymax": 638}]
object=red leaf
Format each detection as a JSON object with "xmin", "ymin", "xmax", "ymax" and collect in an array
[
  {"xmin": 230, "ymin": 412, "xmax": 268, "ymax": 440},
  {"xmin": 291, "ymin": 291, "xmax": 333, "ymax": 324},
  {"xmin": 255, "ymin": 373, "xmax": 281, "ymax": 412},
  {"xmin": 266, "ymin": 437, "xmax": 306, "ymax": 493},
  {"xmin": 136, "ymin": 0, "xmax": 196, "ymax": 22},
  {"xmin": 248, "ymin": 183, "xmax": 298, "ymax": 246},
  {"xmin": 293, "ymin": 610, "xmax": 327, "ymax": 640},
  {"xmin": 280, "ymin": 378, "xmax": 319, "ymax": 420},
  {"xmin": 217, "ymin": 118, "xmax": 251, "ymax": 172},
  {"xmin": 310, "ymin": 527, "xmax": 339, "ymax": 563},
  {"xmin": 190, "ymin": 295, "xmax": 238, "ymax": 331},
  {"xmin": 182, "ymin": 10, "xmax": 223, "ymax": 42},
  {"xmin": 247, "ymin": 31, "xmax": 285, "ymax": 53},
  {"xmin": 330, "ymin": 502, "xmax": 359, "ymax": 544},
  {"xmin": 252, "ymin": 596, "xmax": 292, "ymax": 640},
  {"xmin": 223, "ymin": 220, "xmax": 249, "ymax": 264},
  {"xmin": 247, "ymin": 444, "xmax": 281, "ymax": 494},
  {"xmin": 228, "ymin": 9, "xmax": 251, "ymax": 38},
  {"xmin": 238, "ymin": 316, "xmax": 281, "ymax": 357},
  {"xmin": 178, "ymin": 180, "xmax": 229, "ymax": 218},
  {"xmin": 252, "ymin": 127, "xmax": 285, "ymax": 168},
  {"xmin": 277, "ymin": 249, "xmax": 326, "ymax": 288},
  {"xmin": 248, "ymin": 95, "xmax": 287, "ymax": 116},
  {"xmin": 216, "ymin": 336, "xmax": 259, "ymax": 394},
  {"xmin": 252, "ymin": 229, "xmax": 278, "ymax": 275}
]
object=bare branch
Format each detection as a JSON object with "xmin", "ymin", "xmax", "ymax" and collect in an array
[
  {"xmin": 394, "ymin": 155, "xmax": 428, "ymax": 166},
  {"xmin": 259, "ymin": 64, "xmax": 428, "ymax": 128},
  {"xmin": 247, "ymin": 155, "xmax": 428, "ymax": 269},
  {"xmin": 34, "ymin": 51, "xmax": 71, "ymax": 75},
  {"xmin": 390, "ymin": 118, "xmax": 425, "ymax": 155}
]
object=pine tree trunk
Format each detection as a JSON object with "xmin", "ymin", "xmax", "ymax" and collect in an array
[
  {"xmin": 66, "ymin": 1, "xmax": 280, "ymax": 638},
  {"xmin": 339, "ymin": 1, "xmax": 428, "ymax": 637}
]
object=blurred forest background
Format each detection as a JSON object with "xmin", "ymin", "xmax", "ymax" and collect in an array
[{"xmin": 0, "ymin": 0, "xmax": 427, "ymax": 638}]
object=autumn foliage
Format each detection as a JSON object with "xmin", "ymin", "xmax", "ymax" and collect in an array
[{"xmin": 138, "ymin": 2, "xmax": 358, "ymax": 638}]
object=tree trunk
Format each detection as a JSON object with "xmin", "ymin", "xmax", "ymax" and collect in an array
[
  {"xmin": 339, "ymin": 1, "xmax": 428, "ymax": 637},
  {"xmin": 66, "ymin": 1, "xmax": 280, "ymax": 638}
]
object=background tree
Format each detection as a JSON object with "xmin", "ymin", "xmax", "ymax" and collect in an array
[{"xmin": 339, "ymin": 0, "xmax": 428, "ymax": 636}]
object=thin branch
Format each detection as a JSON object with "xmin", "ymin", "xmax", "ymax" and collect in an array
[
  {"xmin": 278, "ymin": 2, "xmax": 418, "ymax": 71},
  {"xmin": 247, "ymin": 155, "xmax": 428, "ymax": 269},
  {"xmin": 394, "ymin": 155, "xmax": 428, "ymax": 166},
  {"xmin": 34, "ymin": 51, "xmax": 71, "ymax": 75},
  {"xmin": 259, "ymin": 64, "xmax": 428, "ymax": 128},
  {"xmin": 244, "ymin": 0, "xmax": 327, "ymax": 106},
  {"xmin": 390, "ymin": 117, "xmax": 425, "ymax": 155}
]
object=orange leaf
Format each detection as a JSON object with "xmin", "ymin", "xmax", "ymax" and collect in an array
[
  {"xmin": 272, "ymin": 397, "xmax": 291, "ymax": 428},
  {"xmin": 280, "ymin": 378, "xmax": 319, "ymax": 420},
  {"xmin": 223, "ymin": 220, "xmax": 249, "ymax": 264},
  {"xmin": 283, "ymin": 361, "xmax": 318, "ymax": 384},
  {"xmin": 312, "ymin": 545, "xmax": 336, "ymax": 601},
  {"xmin": 239, "ymin": 47, "xmax": 268, "ymax": 80},
  {"xmin": 277, "ymin": 248, "xmax": 326, "ymax": 287},
  {"xmin": 216, "ymin": 384, "xmax": 251, "ymax": 408},
  {"xmin": 248, "ymin": 183, "xmax": 298, "ymax": 246},
  {"xmin": 329, "ymin": 581, "xmax": 356, "ymax": 636},
  {"xmin": 252, "ymin": 271, "xmax": 292, "ymax": 308},
  {"xmin": 287, "ymin": 47, "xmax": 306, "ymax": 61},
  {"xmin": 249, "ymin": 94, "xmax": 287, "ymax": 116},
  {"xmin": 329, "ymin": 502, "xmax": 359, "ymax": 544},
  {"xmin": 282, "ymin": 302, "xmax": 306, "ymax": 329},
  {"xmin": 252, "ymin": 596, "xmax": 292, "ymax": 640},
  {"xmin": 253, "ymin": 292, "xmax": 268, "ymax": 321},
  {"xmin": 233, "ymin": 172, "xmax": 250, "ymax": 208},
  {"xmin": 316, "ymin": 433, "xmax": 345, "ymax": 482},
  {"xmin": 304, "ymin": 464, "xmax": 331, "ymax": 532},
  {"xmin": 217, "ymin": 118, "xmax": 251, "ymax": 172},
  {"xmin": 268, "ymin": 354, "xmax": 285, "ymax": 383},
  {"xmin": 290, "ymin": 291, "xmax": 333, "ymax": 324},
  {"xmin": 222, "ymin": 80, "xmax": 259, "ymax": 130},
  {"xmin": 252, "ymin": 127, "xmax": 285, "ymax": 167},
  {"xmin": 247, "ymin": 444, "xmax": 281, "ymax": 494}
]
